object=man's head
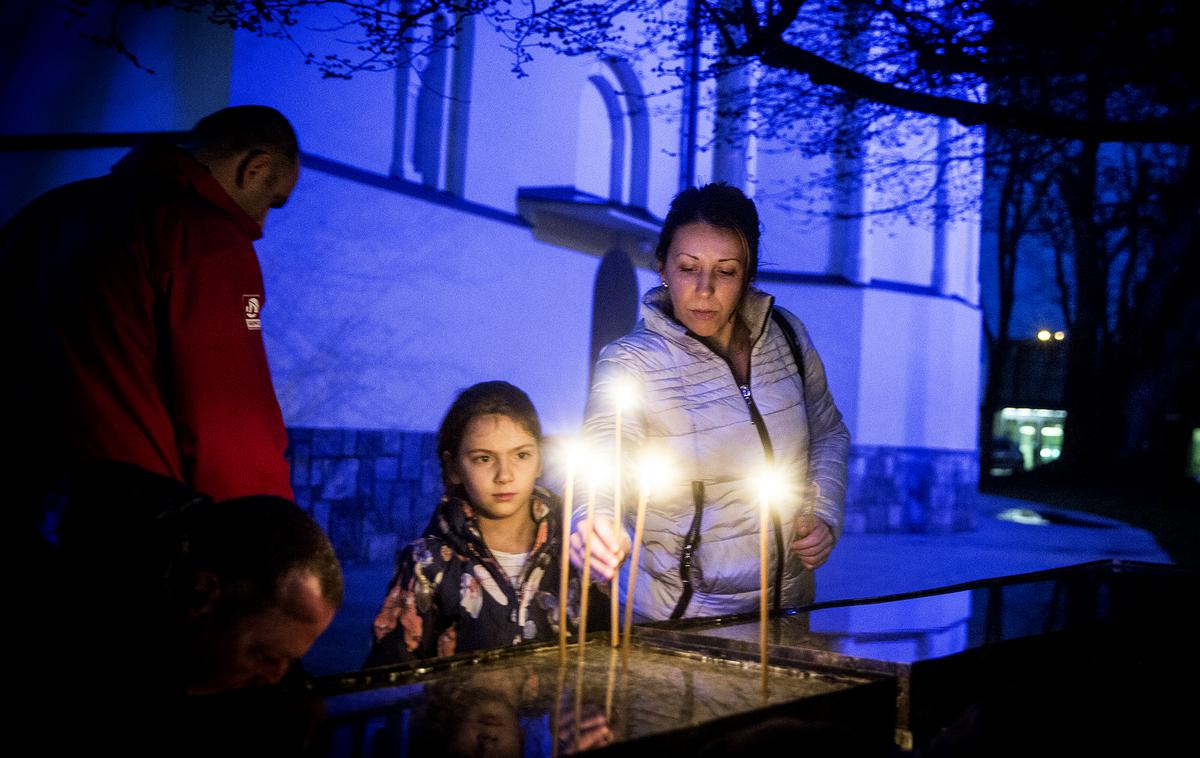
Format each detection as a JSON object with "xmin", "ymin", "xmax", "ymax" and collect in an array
[
  {"xmin": 185, "ymin": 105, "xmax": 300, "ymax": 226},
  {"xmin": 179, "ymin": 495, "xmax": 343, "ymax": 695}
]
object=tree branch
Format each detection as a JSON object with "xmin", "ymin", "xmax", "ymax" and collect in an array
[{"xmin": 750, "ymin": 37, "xmax": 1199, "ymax": 145}]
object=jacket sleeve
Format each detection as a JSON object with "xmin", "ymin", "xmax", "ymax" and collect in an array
[
  {"xmin": 163, "ymin": 220, "xmax": 292, "ymax": 501},
  {"xmin": 366, "ymin": 539, "xmax": 451, "ymax": 665},
  {"xmin": 783, "ymin": 312, "xmax": 851, "ymax": 541},
  {"xmin": 578, "ymin": 342, "xmax": 646, "ymax": 532}
]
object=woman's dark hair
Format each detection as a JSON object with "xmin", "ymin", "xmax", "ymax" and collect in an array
[
  {"xmin": 437, "ymin": 381, "xmax": 542, "ymax": 487},
  {"xmin": 655, "ymin": 182, "xmax": 761, "ymax": 280}
]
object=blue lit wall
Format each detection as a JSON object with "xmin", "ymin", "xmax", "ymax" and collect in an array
[{"xmin": 2, "ymin": 1, "xmax": 983, "ymax": 538}]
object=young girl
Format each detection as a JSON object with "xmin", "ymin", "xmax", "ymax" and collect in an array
[{"xmin": 367, "ymin": 381, "xmax": 588, "ymax": 665}]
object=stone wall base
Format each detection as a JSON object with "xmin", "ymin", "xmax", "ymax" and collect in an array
[
  {"xmin": 844, "ymin": 445, "xmax": 978, "ymax": 534},
  {"xmin": 287, "ymin": 428, "xmax": 978, "ymax": 564}
]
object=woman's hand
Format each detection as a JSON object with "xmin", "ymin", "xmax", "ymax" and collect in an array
[
  {"xmin": 569, "ymin": 518, "xmax": 630, "ymax": 583},
  {"xmin": 790, "ymin": 513, "xmax": 834, "ymax": 570}
]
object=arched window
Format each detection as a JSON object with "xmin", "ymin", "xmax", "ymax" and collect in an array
[
  {"xmin": 576, "ymin": 74, "xmax": 625, "ymax": 201},
  {"xmin": 391, "ymin": 12, "xmax": 474, "ymax": 194},
  {"xmin": 575, "ymin": 60, "xmax": 649, "ymax": 208}
]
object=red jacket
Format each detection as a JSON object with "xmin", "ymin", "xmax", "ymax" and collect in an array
[{"xmin": 2, "ymin": 142, "xmax": 292, "ymax": 503}]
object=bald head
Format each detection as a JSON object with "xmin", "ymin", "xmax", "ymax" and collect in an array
[
  {"xmin": 185, "ymin": 105, "xmax": 298, "ymax": 163},
  {"xmin": 183, "ymin": 105, "xmax": 300, "ymax": 226}
]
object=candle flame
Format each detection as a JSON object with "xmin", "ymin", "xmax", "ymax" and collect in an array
[
  {"xmin": 610, "ymin": 375, "xmax": 640, "ymax": 411},
  {"xmin": 584, "ymin": 458, "xmax": 612, "ymax": 488},
  {"xmin": 637, "ymin": 449, "xmax": 675, "ymax": 494},
  {"xmin": 755, "ymin": 468, "xmax": 790, "ymax": 506},
  {"xmin": 554, "ymin": 436, "xmax": 589, "ymax": 471}
]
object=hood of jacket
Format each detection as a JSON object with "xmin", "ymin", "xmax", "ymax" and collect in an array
[
  {"xmin": 112, "ymin": 141, "xmax": 263, "ymax": 241},
  {"xmin": 640, "ymin": 284, "xmax": 777, "ymax": 352},
  {"xmin": 423, "ymin": 485, "xmax": 558, "ymax": 565}
]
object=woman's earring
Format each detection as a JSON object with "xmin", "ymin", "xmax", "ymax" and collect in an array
[{"xmin": 661, "ymin": 280, "xmax": 669, "ymax": 288}]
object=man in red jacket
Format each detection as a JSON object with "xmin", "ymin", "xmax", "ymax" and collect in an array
[{"xmin": 3, "ymin": 105, "xmax": 299, "ymax": 515}]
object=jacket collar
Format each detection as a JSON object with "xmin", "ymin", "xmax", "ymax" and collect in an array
[
  {"xmin": 111, "ymin": 141, "xmax": 263, "ymax": 241},
  {"xmin": 426, "ymin": 486, "xmax": 556, "ymax": 560},
  {"xmin": 641, "ymin": 284, "xmax": 777, "ymax": 349}
]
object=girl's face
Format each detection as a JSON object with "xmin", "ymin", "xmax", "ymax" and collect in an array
[
  {"xmin": 446, "ymin": 413, "xmax": 541, "ymax": 523},
  {"xmin": 660, "ymin": 222, "xmax": 748, "ymax": 351}
]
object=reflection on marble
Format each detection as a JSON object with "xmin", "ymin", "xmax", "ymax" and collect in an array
[
  {"xmin": 637, "ymin": 561, "xmax": 1200, "ymax": 751},
  {"xmin": 319, "ymin": 642, "xmax": 882, "ymax": 756},
  {"xmin": 643, "ymin": 562, "xmax": 1176, "ymax": 666},
  {"xmin": 681, "ymin": 589, "xmax": 975, "ymax": 665}
]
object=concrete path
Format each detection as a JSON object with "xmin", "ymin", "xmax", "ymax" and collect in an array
[{"xmin": 817, "ymin": 492, "xmax": 1169, "ymax": 601}]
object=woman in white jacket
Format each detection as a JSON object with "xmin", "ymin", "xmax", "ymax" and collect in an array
[{"xmin": 571, "ymin": 183, "xmax": 850, "ymax": 621}]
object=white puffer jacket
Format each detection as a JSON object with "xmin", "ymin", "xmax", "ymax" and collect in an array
[{"xmin": 580, "ymin": 286, "xmax": 850, "ymax": 621}]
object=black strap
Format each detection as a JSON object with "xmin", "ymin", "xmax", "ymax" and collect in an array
[
  {"xmin": 669, "ymin": 480, "xmax": 705, "ymax": 620},
  {"xmin": 771, "ymin": 309, "xmax": 815, "ymax": 607},
  {"xmin": 742, "ymin": 386, "xmax": 786, "ymax": 612},
  {"xmin": 771, "ymin": 309, "xmax": 807, "ymax": 381},
  {"xmin": 670, "ymin": 312, "xmax": 808, "ymax": 620}
]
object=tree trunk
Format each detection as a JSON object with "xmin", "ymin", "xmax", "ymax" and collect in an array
[{"xmin": 1059, "ymin": 134, "xmax": 1117, "ymax": 474}]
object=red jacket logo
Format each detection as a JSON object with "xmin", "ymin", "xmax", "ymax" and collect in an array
[{"xmin": 243, "ymin": 295, "xmax": 262, "ymax": 330}]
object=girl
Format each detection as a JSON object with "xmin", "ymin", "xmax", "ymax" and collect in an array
[{"xmin": 367, "ymin": 381, "xmax": 588, "ymax": 664}]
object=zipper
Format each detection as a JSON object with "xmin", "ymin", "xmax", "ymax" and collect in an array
[
  {"xmin": 739, "ymin": 382, "xmax": 785, "ymax": 612},
  {"xmin": 680, "ymin": 305, "xmax": 785, "ymax": 614}
]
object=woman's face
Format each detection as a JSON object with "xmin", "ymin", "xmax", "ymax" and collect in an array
[{"xmin": 661, "ymin": 222, "xmax": 748, "ymax": 350}]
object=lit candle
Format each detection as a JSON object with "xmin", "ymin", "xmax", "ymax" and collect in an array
[
  {"xmin": 557, "ymin": 439, "xmax": 583, "ymax": 658},
  {"xmin": 623, "ymin": 449, "xmax": 671, "ymax": 649},
  {"xmin": 609, "ymin": 376, "xmax": 638, "ymax": 647},
  {"xmin": 578, "ymin": 464, "xmax": 601, "ymax": 653},
  {"xmin": 756, "ymin": 468, "xmax": 787, "ymax": 694},
  {"xmin": 759, "ymin": 483, "xmax": 769, "ymax": 691}
]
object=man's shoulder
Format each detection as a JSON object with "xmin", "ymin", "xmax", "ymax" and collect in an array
[
  {"xmin": 156, "ymin": 189, "xmax": 253, "ymax": 238},
  {"xmin": 3, "ymin": 174, "xmax": 124, "ymax": 232},
  {"xmin": 141, "ymin": 191, "xmax": 260, "ymax": 274}
]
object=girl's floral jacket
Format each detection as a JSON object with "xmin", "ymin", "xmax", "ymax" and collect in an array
[{"xmin": 366, "ymin": 487, "xmax": 595, "ymax": 665}]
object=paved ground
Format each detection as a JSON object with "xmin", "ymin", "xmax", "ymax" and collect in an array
[{"xmin": 303, "ymin": 491, "xmax": 1171, "ymax": 676}]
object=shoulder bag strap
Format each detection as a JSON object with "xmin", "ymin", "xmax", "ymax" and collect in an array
[
  {"xmin": 771, "ymin": 309, "xmax": 807, "ymax": 383},
  {"xmin": 668, "ymin": 480, "xmax": 705, "ymax": 620}
]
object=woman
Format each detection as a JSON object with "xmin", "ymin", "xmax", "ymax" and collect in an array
[{"xmin": 571, "ymin": 183, "xmax": 850, "ymax": 621}]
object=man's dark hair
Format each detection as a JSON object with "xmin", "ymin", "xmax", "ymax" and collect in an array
[
  {"xmin": 186, "ymin": 105, "xmax": 299, "ymax": 162},
  {"xmin": 180, "ymin": 495, "xmax": 344, "ymax": 617},
  {"xmin": 655, "ymin": 182, "xmax": 762, "ymax": 281},
  {"xmin": 437, "ymin": 381, "xmax": 542, "ymax": 488}
]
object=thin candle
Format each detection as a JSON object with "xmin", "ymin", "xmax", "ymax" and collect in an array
[
  {"xmin": 578, "ymin": 468, "xmax": 599, "ymax": 652},
  {"xmin": 759, "ymin": 484, "xmax": 769, "ymax": 692},
  {"xmin": 558, "ymin": 440, "xmax": 581, "ymax": 659},
  {"xmin": 624, "ymin": 450, "xmax": 671, "ymax": 649},
  {"xmin": 622, "ymin": 485, "xmax": 648, "ymax": 650},
  {"xmin": 609, "ymin": 378, "xmax": 635, "ymax": 646},
  {"xmin": 756, "ymin": 469, "xmax": 786, "ymax": 695}
]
